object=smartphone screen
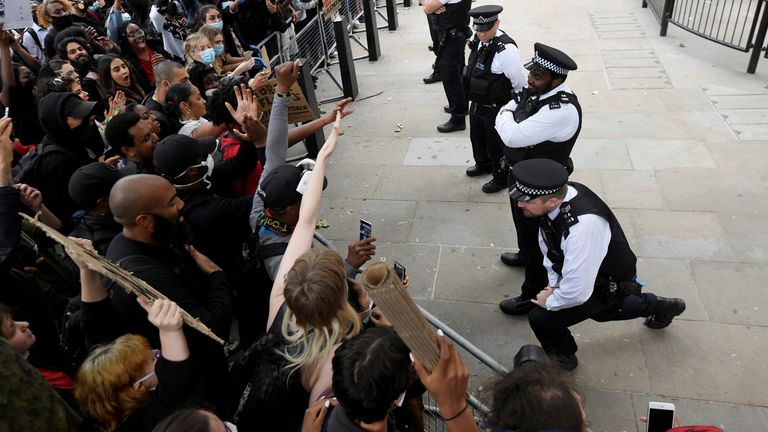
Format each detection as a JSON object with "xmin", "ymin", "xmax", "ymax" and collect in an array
[
  {"xmin": 393, "ymin": 261, "xmax": 406, "ymax": 282},
  {"xmin": 647, "ymin": 407, "xmax": 674, "ymax": 432},
  {"xmin": 359, "ymin": 219, "xmax": 372, "ymax": 241}
]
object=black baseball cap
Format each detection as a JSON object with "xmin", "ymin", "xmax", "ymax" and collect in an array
[
  {"xmin": 257, "ymin": 164, "xmax": 328, "ymax": 210},
  {"xmin": 61, "ymin": 93, "xmax": 97, "ymax": 119},
  {"xmin": 509, "ymin": 159, "xmax": 569, "ymax": 202},
  {"xmin": 153, "ymin": 134, "xmax": 216, "ymax": 180},
  {"xmin": 68, "ymin": 162, "xmax": 125, "ymax": 209}
]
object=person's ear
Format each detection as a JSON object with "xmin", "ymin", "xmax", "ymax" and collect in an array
[
  {"xmin": 161, "ymin": 79, "xmax": 170, "ymax": 90},
  {"xmin": 121, "ymin": 146, "xmax": 134, "ymax": 158},
  {"xmin": 135, "ymin": 213, "xmax": 153, "ymax": 228}
]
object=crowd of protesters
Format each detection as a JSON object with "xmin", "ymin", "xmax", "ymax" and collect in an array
[{"xmin": 0, "ymin": 1, "xmax": 595, "ymax": 431}]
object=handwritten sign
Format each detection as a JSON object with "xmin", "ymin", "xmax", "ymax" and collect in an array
[
  {"xmin": 255, "ymin": 80, "xmax": 317, "ymax": 128},
  {"xmin": 322, "ymin": 0, "xmax": 340, "ymax": 20},
  {"xmin": 0, "ymin": 0, "xmax": 35, "ymax": 30}
]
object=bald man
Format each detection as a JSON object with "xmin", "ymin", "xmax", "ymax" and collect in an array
[{"xmin": 104, "ymin": 174, "xmax": 232, "ymax": 409}]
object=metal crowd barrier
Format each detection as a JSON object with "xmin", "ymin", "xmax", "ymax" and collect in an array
[
  {"xmin": 642, "ymin": 0, "xmax": 768, "ymax": 72},
  {"xmin": 312, "ymin": 232, "xmax": 508, "ymax": 429}
]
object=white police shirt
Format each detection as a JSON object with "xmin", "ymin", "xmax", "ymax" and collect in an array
[
  {"xmin": 538, "ymin": 186, "xmax": 612, "ymax": 311},
  {"xmin": 477, "ymin": 30, "xmax": 527, "ymax": 92},
  {"xmin": 494, "ymin": 82, "xmax": 580, "ymax": 148}
]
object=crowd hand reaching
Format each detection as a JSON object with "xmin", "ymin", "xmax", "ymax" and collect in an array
[
  {"xmin": 324, "ymin": 97, "xmax": 354, "ymax": 125},
  {"xmin": 225, "ymin": 84, "xmax": 258, "ymax": 128},
  {"xmin": 301, "ymin": 397, "xmax": 337, "ymax": 432},
  {"xmin": 274, "ymin": 60, "xmax": 300, "ymax": 94},
  {"xmin": 0, "ymin": 29, "xmax": 14, "ymax": 47},
  {"xmin": 248, "ymin": 69, "xmax": 270, "ymax": 92},
  {"xmin": 232, "ymin": 57, "xmax": 255, "ymax": 76},
  {"xmin": 104, "ymin": 91, "xmax": 126, "ymax": 121},
  {"xmin": 316, "ymin": 111, "xmax": 342, "ymax": 163},
  {"xmin": 412, "ymin": 335, "xmax": 470, "ymax": 419},
  {"xmin": 346, "ymin": 236, "xmax": 376, "ymax": 268},
  {"xmin": 63, "ymin": 237, "xmax": 98, "ymax": 271},
  {"xmin": 370, "ymin": 307, "xmax": 391, "ymax": 327},
  {"xmin": 185, "ymin": 244, "xmax": 222, "ymax": 275},
  {"xmin": 151, "ymin": 52, "xmax": 166, "ymax": 67},
  {"xmin": 232, "ymin": 113, "xmax": 266, "ymax": 147},
  {"xmin": 16, "ymin": 183, "xmax": 43, "ymax": 211},
  {"xmin": 102, "ymin": 155, "xmax": 121, "ymax": 166},
  {"xmin": 138, "ymin": 298, "xmax": 184, "ymax": 332},
  {"xmin": 64, "ymin": 237, "xmax": 107, "ymax": 301},
  {"xmin": 84, "ymin": 26, "xmax": 98, "ymax": 44},
  {"xmin": 0, "ymin": 117, "xmax": 13, "ymax": 166}
]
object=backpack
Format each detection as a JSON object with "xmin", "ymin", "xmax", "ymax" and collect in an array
[{"xmin": 12, "ymin": 143, "xmax": 78, "ymax": 185}]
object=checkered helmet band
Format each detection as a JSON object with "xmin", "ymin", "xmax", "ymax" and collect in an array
[
  {"xmin": 474, "ymin": 15, "xmax": 498, "ymax": 24},
  {"xmin": 515, "ymin": 181, "xmax": 560, "ymax": 196},
  {"xmin": 533, "ymin": 51, "xmax": 569, "ymax": 75}
]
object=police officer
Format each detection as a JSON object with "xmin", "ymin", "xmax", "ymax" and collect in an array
[
  {"xmin": 509, "ymin": 159, "xmax": 686, "ymax": 370},
  {"xmin": 464, "ymin": 5, "xmax": 527, "ymax": 193},
  {"xmin": 422, "ymin": 0, "xmax": 471, "ymax": 133},
  {"xmin": 494, "ymin": 43, "xmax": 582, "ymax": 315}
]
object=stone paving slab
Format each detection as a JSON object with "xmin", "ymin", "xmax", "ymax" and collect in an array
[
  {"xmin": 409, "ymin": 201, "xmax": 514, "ymax": 247},
  {"xmin": 404, "ymin": 137, "xmax": 472, "ymax": 166}
]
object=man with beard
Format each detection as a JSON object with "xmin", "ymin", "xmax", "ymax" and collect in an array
[
  {"xmin": 20, "ymin": 93, "xmax": 103, "ymax": 232},
  {"xmin": 105, "ymin": 173, "xmax": 232, "ymax": 409},
  {"xmin": 494, "ymin": 43, "xmax": 582, "ymax": 316},
  {"xmin": 105, "ymin": 111, "xmax": 160, "ymax": 173},
  {"xmin": 56, "ymin": 36, "xmax": 105, "ymax": 119}
]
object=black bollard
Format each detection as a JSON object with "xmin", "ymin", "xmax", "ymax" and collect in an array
[
  {"xmin": 363, "ymin": 0, "xmax": 381, "ymax": 60},
  {"xmin": 297, "ymin": 60, "xmax": 324, "ymax": 156},
  {"xmin": 385, "ymin": 0, "xmax": 398, "ymax": 30},
  {"xmin": 333, "ymin": 16, "xmax": 360, "ymax": 99}
]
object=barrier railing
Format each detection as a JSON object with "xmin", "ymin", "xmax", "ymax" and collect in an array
[{"xmin": 642, "ymin": 0, "xmax": 768, "ymax": 72}]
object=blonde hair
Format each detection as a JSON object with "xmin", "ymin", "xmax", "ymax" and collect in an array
[
  {"xmin": 184, "ymin": 33, "xmax": 208, "ymax": 66},
  {"xmin": 37, "ymin": 0, "xmax": 73, "ymax": 29},
  {"xmin": 280, "ymin": 248, "xmax": 362, "ymax": 389},
  {"xmin": 75, "ymin": 334, "xmax": 152, "ymax": 432},
  {"xmin": 197, "ymin": 25, "xmax": 225, "ymax": 73}
]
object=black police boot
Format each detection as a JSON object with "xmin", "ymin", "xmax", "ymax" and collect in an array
[
  {"xmin": 500, "ymin": 252, "xmax": 525, "ymax": 267},
  {"xmin": 466, "ymin": 164, "xmax": 492, "ymax": 177},
  {"xmin": 437, "ymin": 121, "xmax": 465, "ymax": 133},
  {"xmin": 499, "ymin": 294, "xmax": 535, "ymax": 315},
  {"xmin": 482, "ymin": 178, "xmax": 507, "ymax": 193},
  {"xmin": 644, "ymin": 296, "xmax": 686, "ymax": 329},
  {"xmin": 549, "ymin": 353, "xmax": 578, "ymax": 371},
  {"xmin": 443, "ymin": 105, "xmax": 451, "ymax": 113},
  {"xmin": 423, "ymin": 72, "xmax": 441, "ymax": 84}
]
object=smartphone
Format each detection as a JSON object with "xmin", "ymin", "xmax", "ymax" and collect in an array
[
  {"xmin": 393, "ymin": 261, "xmax": 406, "ymax": 283},
  {"xmin": 359, "ymin": 219, "xmax": 372, "ymax": 241},
  {"xmin": 646, "ymin": 402, "xmax": 675, "ymax": 432}
]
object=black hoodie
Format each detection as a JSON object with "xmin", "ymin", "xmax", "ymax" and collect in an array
[{"xmin": 31, "ymin": 93, "xmax": 102, "ymax": 232}]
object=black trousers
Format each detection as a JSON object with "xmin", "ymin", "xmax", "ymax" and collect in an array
[
  {"xmin": 508, "ymin": 165, "xmax": 549, "ymax": 296},
  {"xmin": 439, "ymin": 34, "xmax": 468, "ymax": 123},
  {"xmin": 470, "ymin": 103, "xmax": 507, "ymax": 182},
  {"xmin": 427, "ymin": 14, "xmax": 440, "ymax": 73},
  {"xmin": 529, "ymin": 289, "xmax": 659, "ymax": 356}
]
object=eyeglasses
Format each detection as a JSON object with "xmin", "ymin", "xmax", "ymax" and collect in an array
[{"xmin": 127, "ymin": 29, "xmax": 145, "ymax": 38}]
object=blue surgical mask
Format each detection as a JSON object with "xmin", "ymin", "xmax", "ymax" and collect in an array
[
  {"xmin": 213, "ymin": 44, "xmax": 225, "ymax": 56},
  {"xmin": 211, "ymin": 20, "xmax": 224, "ymax": 31},
  {"xmin": 200, "ymin": 48, "xmax": 216, "ymax": 65}
]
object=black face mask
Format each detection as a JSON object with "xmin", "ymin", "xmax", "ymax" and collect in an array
[{"xmin": 51, "ymin": 14, "xmax": 74, "ymax": 31}]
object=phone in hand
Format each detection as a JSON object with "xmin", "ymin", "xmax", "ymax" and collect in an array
[
  {"xmin": 646, "ymin": 402, "xmax": 675, "ymax": 432},
  {"xmin": 393, "ymin": 261, "xmax": 406, "ymax": 283},
  {"xmin": 359, "ymin": 219, "xmax": 372, "ymax": 241}
]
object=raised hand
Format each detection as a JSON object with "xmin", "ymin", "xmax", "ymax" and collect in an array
[
  {"xmin": 138, "ymin": 298, "xmax": 184, "ymax": 332},
  {"xmin": 274, "ymin": 60, "xmax": 299, "ymax": 94}
]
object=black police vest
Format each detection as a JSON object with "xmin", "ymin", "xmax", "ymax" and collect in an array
[
  {"xmin": 503, "ymin": 90, "xmax": 583, "ymax": 167},
  {"xmin": 436, "ymin": 0, "xmax": 471, "ymax": 31},
  {"xmin": 467, "ymin": 33, "xmax": 516, "ymax": 106},
  {"xmin": 539, "ymin": 182, "xmax": 637, "ymax": 282}
]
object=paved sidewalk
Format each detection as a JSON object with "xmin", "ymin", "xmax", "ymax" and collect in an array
[{"xmin": 312, "ymin": 0, "xmax": 768, "ymax": 430}]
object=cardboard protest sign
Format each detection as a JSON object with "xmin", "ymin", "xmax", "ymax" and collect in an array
[
  {"xmin": 322, "ymin": 0, "xmax": 341, "ymax": 19},
  {"xmin": 0, "ymin": 0, "xmax": 35, "ymax": 30},
  {"xmin": 254, "ymin": 80, "xmax": 317, "ymax": 128}
]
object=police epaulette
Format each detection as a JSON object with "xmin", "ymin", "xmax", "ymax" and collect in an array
[
  {"xmin": 558, "ymin": 92, "xmax": 572, "ymax": 103},
  {"xmin": 559, "ymin": 202, "xmax": 579, "ymax": 227},
  {"xmin": 549, "ymin": 100, "xmax": 561, "ymax": 109},
  {"xmin": 497, "ymin": 43, "xmax": 506, "ymax": 53}
]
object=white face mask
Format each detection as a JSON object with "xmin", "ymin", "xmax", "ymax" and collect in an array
[{"xmin": 173, "ymin": 154, "xmax": 214, "ymax": 189}]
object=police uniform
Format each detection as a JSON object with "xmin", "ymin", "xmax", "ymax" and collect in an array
[
  {"xmin": 509, "ymin": 159, "xmax": 686, "ymax": 370},
  {"xmin": 465, "ymin": 5, "xmax": 527, "ymax": 193},
  {"xmin": 429, "ymin": 0, "xmax": 472, "ymax": 133},
  {"xmin": 494, "ymin": 43, "xmax": 583, "ymax": 315}
]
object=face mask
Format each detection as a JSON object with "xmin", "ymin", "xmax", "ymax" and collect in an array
[
  {"xmin": 211, "ymin": 20, "xmax": 224, "ymax": 31},
  {"xmin": 51, "ymin": 14, "xmax": 74, "ymax": 31},
  {"xmin": 121, "ymin": 12, "xmax": 132, "ymax": 21},
  {"xmin": 213, "ymin": 43, "xmax": 224, "ymax": 56},
  {"xmin": 221, "ymin": 1, "xmax": 233, "ymax": 9},
  {"xmin": 173, "ymin": 154, "xmax": 214, "ymax": 189},
  {"xmin": 200, "ymin": 48, "xmax": 216, "ymax": 65}
]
